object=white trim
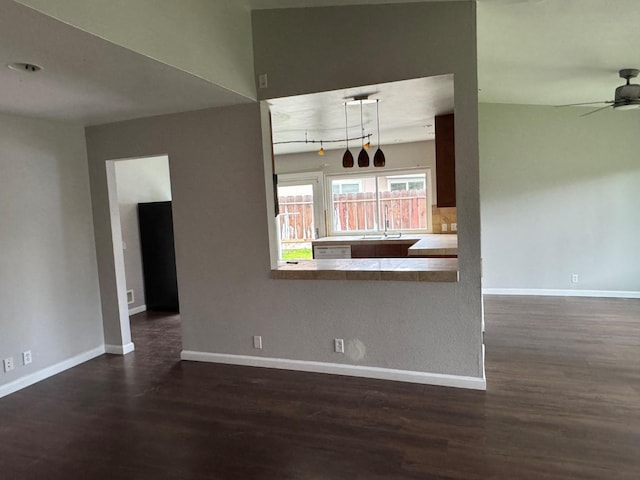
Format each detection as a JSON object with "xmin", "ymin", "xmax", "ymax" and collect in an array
[
  {"xmin": 105, "ymin": 342, "xmax": 135, "ymax": 355},
  {"xmin": 0, "ymin": 346, "xmax": 105, "ymax": 399},
  {"xmin": 180, "ymin": 350, "xmax": 486, "ymax": 391},
  {"xmin": 128, "ymin": 305, "xmax": 147, "ymax": 316},
  {"xmin": 482, "ymin": 288, "xmax": 640, "ymax": 299}
]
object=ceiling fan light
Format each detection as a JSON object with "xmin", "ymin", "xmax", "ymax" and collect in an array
[
  {"xmin": 614, "ymin": 101, "xmax": 640, "ymax": 110},
  {"xmin": 357, "ymin": 148, "xmax": 370, "ymax": 168},
  {"xmin": 373, "ymin": 148, "xmax": 386, "ymax": 167},
  {"xmin": 342, "ymin": 149, "xmax": 354, "ymax": 168}
]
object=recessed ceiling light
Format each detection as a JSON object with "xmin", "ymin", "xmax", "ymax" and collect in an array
[{"xmin": 7, "ymin": 62, "xmax": 43, "ymax": 73}]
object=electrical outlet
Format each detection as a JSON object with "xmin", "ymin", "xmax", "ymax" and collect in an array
[
  {"xmin": 3, "ymin": 357, "xmax": 14, "ymax": 372},
  {"xmin": 253, "ymin": 335, "xmax": 263, "ymax": 349},
  {"xmin": 22, "ymin": 350, "xmax": 32, "ymax": 365},
  {"xmin": 334, "ymin": 338, "xmax": 344, "ymax": 354},
  {"xmin": 258, "ymin": 73, "xmax": 268, "ymax": 89},
  {"xmin": 451, "ymin": 223, "xmax": 457, "ymax": 232},
  {"xmin": 441, "ymin": 223, "xmax": 448, "ymax": 232},
  {"xmin": 571, "ymin": 274, "xmax": 579, "ymax": 284}
]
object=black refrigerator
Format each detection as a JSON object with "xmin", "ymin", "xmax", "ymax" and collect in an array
[{"xmin": 138, "ymin": 201, "xmax": 179, "ymax": 312}]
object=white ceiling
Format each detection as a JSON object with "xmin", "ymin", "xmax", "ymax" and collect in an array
[
  {"xmin": 0, "ymin": 0, "xmax": 638, "ymax": 136},
  {"xmin": 269, "ymin": 76, "xmax": 454, "ymax": 154},
  {"xmin": 0, "ymin": 0, "xmax": 250, "ymax": 125},
  {"xmin": 477, "ymin": 0, "xmax": 640, "ymax": 107}
]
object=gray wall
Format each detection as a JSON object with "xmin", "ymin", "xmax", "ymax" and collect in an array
[
  {"xmin": 480, "ymin": 103, "xmax": 640, "ymax": 293},
  {"xmin": 0, "ymin": 112, "xmax": 103, "ymax": 391},
  {"xmin": 254, "ymin": 2, "xmax": 483, "ymax": 377},
  {"xmin": 86, "ymin": 99, "xmax": 481, "ymax": 381},
  {"xmin": 86, "ymin": 2, "xmax": 482, "ymax": 380},
  {"xmin": 114, "ymin": 156, "xmax": 172, "ymax": 311}
]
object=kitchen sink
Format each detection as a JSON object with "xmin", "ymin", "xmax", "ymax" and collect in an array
[{"xmin": 360, "ymin": 233, "xmax": 403, "ymax": 240}]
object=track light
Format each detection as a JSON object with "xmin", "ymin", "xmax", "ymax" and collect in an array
[{"xmin": 270, "ymin": 94, "xmax": 380, "ymax": 169}]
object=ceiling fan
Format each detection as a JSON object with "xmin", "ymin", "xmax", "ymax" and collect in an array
[{"xmin": 558, "ymin": 69, "xmax": 640, "ymax": 116}]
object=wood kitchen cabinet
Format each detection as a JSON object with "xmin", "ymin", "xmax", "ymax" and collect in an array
[
  {"xmin": 350, "ymin": 244, "xmax": 377, "ymax": 258},
  {"xmin": 435, "ymin": 113, "xmax": 456, "ymax": 207},
  {"xmin": 351, "ymin": 243, "xmax": 410, "ymax": 258},
  {"xmin": 375, "ymin": 243, "xmax": 408, "ymax": 258}
]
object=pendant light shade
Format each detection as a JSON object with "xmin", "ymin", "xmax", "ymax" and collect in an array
[
  {"xmin": 342, "ymin": 149, "xmax": 354, "ymax": 168},
  {"xmin": 357, "ymin": 100, "xmax": 369, "ymax": 167},
  {"xmin": 342, "ymin": 103, "xmax": 354, "ymax": 167},
  {"xmin": 373, "ymin": 148, "xmax": 385, "ymax": 167},
  {"xmin": 358, "ymin": 148, "xmax": 370, "ymax": 167},
  {"xmin": 373, "ymin": 99, "xmax": 385, "ymax": 167}
]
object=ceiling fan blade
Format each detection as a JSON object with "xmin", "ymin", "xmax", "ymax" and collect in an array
[
  {"xmin": 580, "ymin": 105, "xmax": 612, "ymax": 117},
  {"xmin": 556, "ymin": 100, "xmax": 614, "ymax": 107}
]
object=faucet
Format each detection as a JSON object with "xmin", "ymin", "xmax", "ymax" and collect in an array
[
  {"xmin": 384, "ymin": 205, "xmax": 389, "ymax": 237},
  {"xmin": 383, "ymin": 205, "xmax": 402, "ymax": 238}
]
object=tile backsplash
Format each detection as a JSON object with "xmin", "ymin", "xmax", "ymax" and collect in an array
[{"xmin": 432, "ymin": 206, "xmax": 457, "ymax": 234}]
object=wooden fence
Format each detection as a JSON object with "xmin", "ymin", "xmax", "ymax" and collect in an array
[
  {"xmin": 278, "ymin": 190, "xmax": 427, "ymax": 241},
  {"xmin": 278, "ymin": 194, "xmax": 315, "ymax": 242}
]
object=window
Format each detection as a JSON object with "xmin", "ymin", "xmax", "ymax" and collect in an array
[
  {"xmin": 327, "ymin": 169, "xmax": 431, "ymax": 234},
  {"xmin": 331, "ymin": 179, "xmax": 362, "ymax": 195},
  {"xmin": 388, "ymin": 175, "xmax": 426, "ymax": 191}
]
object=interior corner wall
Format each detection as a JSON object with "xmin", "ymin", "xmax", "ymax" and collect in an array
[
  {"xmin": 0, "ymin": 112, "xmax": 103, "ymax": 394},
  {"xmin": 114, "ymin": 156, "xmax": 172, "ymax": 312},
  {"xmin": 14, "ymin": 0, "xmax": 256, "ymax": 100},
  {"xmin": 253, "ymin": 2, "xmax": 483, "ymax": 378},
  {"xmin": 479, "ymin": 103, "xmax": 640, "ymax": 293}
]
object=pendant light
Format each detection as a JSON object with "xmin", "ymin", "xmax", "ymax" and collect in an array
[
  {"xmin": 373, "ymin": 99, "xmax": 386, "ymax": 167},
  {"xmin": 357, "ymin": 99, "xmax": 370, "ymax": 167},
  {"xmin": 318, "ymin": 140, "xmax": 325, "ymax": 156},
  {"xmin": 342, "ymin": 103, "xmax": 354, "ymax": 168}
]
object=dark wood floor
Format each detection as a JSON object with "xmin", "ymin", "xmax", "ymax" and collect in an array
[{"xmin": 1, "ymin": 296, "xmax": 639, "ymax": 479}]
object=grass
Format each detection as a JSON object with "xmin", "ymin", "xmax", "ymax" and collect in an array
[{"xmin": 281, "ymin": 248, "xmax": 312, "ymax": 260}]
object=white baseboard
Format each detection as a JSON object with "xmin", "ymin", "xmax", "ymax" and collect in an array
[
  {"xmin": 181, "ymin": 350, "xmax": 486, "ymax": 391},
  {"xmin": 482, "ymin": 288, "xmax": 640, "ymax": 299},
  {"xmin": 128, "ymin": 304, "xmax": 146, "ymax": 316},
  {"xmin": 0, "ymin": 345, "xmax": 105, "ymax": 399},
  {"xmin": 105, "ymin": 342, "xmax": 135, "ymax": 355}
]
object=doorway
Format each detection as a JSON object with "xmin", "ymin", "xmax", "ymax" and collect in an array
[
  {"xmin": 276, "ymin": 172, "xmax": 324, "ymax": 260},
  {"xmin": 105, "ymin": 154, "xmax": 180, "ymax": 353}
]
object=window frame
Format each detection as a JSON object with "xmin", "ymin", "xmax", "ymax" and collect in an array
[
  {"xmin": 325, "ymin": 168, "xmax": 433, "ymax": 236},
  {"xmin": 277, "ymin": 171, "xmax": 325, "ymax": 241}
]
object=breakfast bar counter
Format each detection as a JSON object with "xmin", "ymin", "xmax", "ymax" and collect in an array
[{"xmin": 271, "ymin": 257, "xmax": 458, "ymax": 282}]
